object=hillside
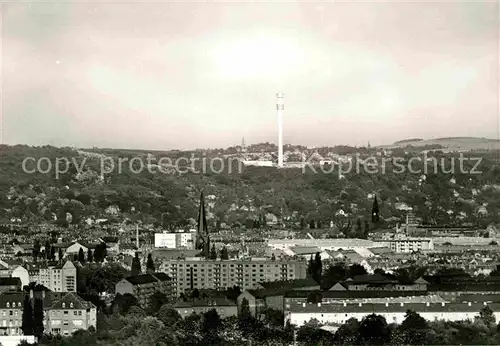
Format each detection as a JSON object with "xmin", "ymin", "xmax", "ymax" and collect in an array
[
  {"xmin": 381, "ymin": 137, "xmax": 500, "ymax": 151},
  {"xmin": 1, "ymin": 144, "xmax": 500, "ymax": 230}
]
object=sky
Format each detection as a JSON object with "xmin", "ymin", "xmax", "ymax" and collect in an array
[{"xmin": 1, "ymin": 0, "xmax": 499, "ymax": 150}]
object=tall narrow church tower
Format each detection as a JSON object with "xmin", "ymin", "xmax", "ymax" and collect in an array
[
  {"xmin": 241, "ymin": 137, "xmax": 247, "ymax": 153},
  {"xmin": 195, "ymin": 190, "xmax": 210, "ymax": 257},
  {"xmin": 372, "ymin": 195, "xmax": 380, "ymax": 223}
]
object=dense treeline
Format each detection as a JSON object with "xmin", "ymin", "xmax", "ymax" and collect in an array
[{"xmin": 1, "ymin": 145, "xmax": 500, "ymax": 230}]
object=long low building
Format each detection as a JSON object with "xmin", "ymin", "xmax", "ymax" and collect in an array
[
  {"xmin": 285, "ymin": 302, "xmax": 500, "ymax": 327},
  {"xmin": 267, "ymin": 239, "xmax": 382, "ymax": 251}
]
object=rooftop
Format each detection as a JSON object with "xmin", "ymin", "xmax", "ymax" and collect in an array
[
  {"xmin": 288, "ymin": 302, "xmax": 500, "ymax": 313},
  {"xmin": 173, "ymin": 297, "xmax": 236, "ymax": 308}
]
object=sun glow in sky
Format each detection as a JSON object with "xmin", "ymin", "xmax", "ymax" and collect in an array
[{"xmin": 212, "ymin": 32, "xmax": 305, "ymax": 80}]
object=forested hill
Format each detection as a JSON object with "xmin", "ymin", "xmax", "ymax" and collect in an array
[{"xmin": 1, "ymin": 144, "xmax": 500, "ymax": 229}]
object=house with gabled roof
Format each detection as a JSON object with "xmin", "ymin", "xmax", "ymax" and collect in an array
[
  {"xmin": 0, "ymin": 291, "xmax": 96, "ymax": 337},
  {"xmin": 115, "ymin": 273, "xmax": 173, "ymax": 307},
  {"xmin": 47, "ymin": 292, "xmax": 97, "ymax": 336},
  {"xmin": 237, "ymin": 278, "xmax": 320, "ymax": 317}
]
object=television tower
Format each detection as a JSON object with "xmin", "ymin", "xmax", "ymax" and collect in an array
[{"xmin": 276, "ymin": 93, "xmax": 284, "ymax": 167}]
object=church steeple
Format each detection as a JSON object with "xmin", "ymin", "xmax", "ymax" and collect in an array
[
  {"xmin": 196, "ymin": 190, "xmax": 210, "ymax": 257},
  {"xmin": 372, "ymin": 195, "xmax": 380, "ymax": 223},
  {"xmin": 241, "ymin": 137, "xmax": 247, "ymax": 153}
]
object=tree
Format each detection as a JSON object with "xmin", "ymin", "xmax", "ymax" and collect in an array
[
  {"xmin": 78, "ymin": 248, "xmax": 86, "ymax": 264},
  {"xmin": 44, "ymin": 240, "xmax": 51, "ymax": 260},
  {"xmin": 220, "ymin": 246, "xmax": 229, "ymax": 260},
  {"xmin": 307, "ymin": 254, "xmax": 315, "ymax": 279},
  {"xmin": 156, "ymin": 305, "xmax": 181, "ymax": 328},
  {"xmin": 21, "ymin": 295, "xmax": 33, "ymax": 336},
  {"xmin": 33, "ymin": 239, "xmax": 41, "ymax": 262},
  {"xmin": 111, "ymin": 293, "xmax": 139, "ymax": 315},
  {"xmin": 87, "ymin": 248, "xmax": 93, "ymax": 263},
  {"xmin": 399, "ymin": 310, "xmax": 429, "ymax": 345},
  {"xmin": 358, "ymin": 314, "xmax": 391, "ymax": 345},
  {"xmin": 348, "ymin": 264, "xmax": 367, "ymax": 277},
  {"xmin": 148, "ymin": 291, "xmax": 168, "ymax": 314},
  {"xmin": 94, "ymin": 243, "xmax": 108, "ymax": 263},
  {"xmin": 131, "ymin": 252, "xmax": 142, "ymax": 276},
  {"xmin": 401, "ymin": 309, "xmax": 428, "ymax": 330},
  {"xmin": 209, "ymin": 245, "xmax": 217, "ymax": 260},
  {"xmin": 479, "ymin": 306, "xmax": 496, "ymax": 326},
  {"xmin": 33, "ymin": 297, "xmax": 44, "ymax": 338},
  {"xmin": 190, "ymin": 288, "xmax": 200, "ymax": 300},
  {"xmin": 313, "ymin": 252, "xmax": 322, "ymax": 284},
  {"xmin": 297, "ymin": 319, "xmax": 335, "ymax": 345},
  {"xmin": 363, "ymin": 219, "xmax": 370, "ymax": 238},
  {"xmin": 372, "ymin": 195, "xmax": 380, "ymax": 223},
  {"xmin": 50, "ymin": 246, "xmax": 55, "ymax": 261},
  {"xmin": 261, "ymin": 307, "xmax": 284, "ymax": 327},
  {"xmin": 307, "ymin": 291, "xmax": 323, "ymax": 304},
  {"xmin": 202, "ymin": 309, "xmax": 222, "ymax": 339},
  {"xmin": 309, "ymin": 220, "xmax": 316, "ymax": 229},
  {"xmin": 239, "ymin": 297, "xmax": 254, "ymax": 335},
  {"xmin": 225, "ymin": 286, "xmax": 241, "ymax": 302},
  {"xmin": 334, "ymin": 318, "xmax": 360, "ymax": 345},
  {"xmin": 322, "ymin": 263, "xmax": 348, "ymax": 290},
  {"xmin": 355, "ymin": 218, "xmax": 363, "ymax": 236},
  {"xmin": 58, "ymin": 248, "xmax": 63, "ymax": 262},
  {"xmin": 146, "ymin": 253, "xmax": 155, "ymax": 273}
]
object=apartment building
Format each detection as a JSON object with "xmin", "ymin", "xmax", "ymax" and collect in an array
[
  {"xmin": 9, "ymin": 261, "xmax": 77, "ymax": 293},
  {"xmin": 154, "ymin": 233, "xmax": 194, "ymax": 249},
  {"xmin": 383, "ymin": 238, "xmax": 434, "ymax": 253},
  {"xmin": 285, "ymin": 301, "xmax": 500, "ymax": 327},
  {"xmin": 48, "ymin": 292, "xmax": 97, "ymax": 336},
  {"xmin": 159, "ymin": 257, "xmax": 308, "ymax": 297},
  {"xmin": 38, "ymin": 261, "xmax": 77, "ymax": 293},
  {"xmin": 0, "ymin": 291, "xmax": 96, "ymax": 336},
  {"xmin": 115, "ymin": 273, "xmax": 173, "ymax": 307}
]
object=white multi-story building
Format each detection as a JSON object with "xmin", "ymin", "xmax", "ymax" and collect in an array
[
  {"xmin": 38, "ymin": 261, "xmax": 77, "ymax": 293},
  {"xmin": 382, "ymin": 238, "xmax": 434, "ymax": 253},
  {"xmin": 10, "ymin": 261, "xmax": 77, "ymax": 293},
  {"xmin": 154, "ymin": 233, "xmax": 193, "ymax": 249}
]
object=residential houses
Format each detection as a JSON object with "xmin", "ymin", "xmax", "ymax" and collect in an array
[
  {"xmin": 115, "ymin": 273, "xmax": 173, "ymax": 307},
  {"xmin": 0, "ymin": 291, "xmax": 96, "ymax": 337},
  {"xmin": 173, "ymin": 297, "xmax": 237, "ymax": 318},
  {"xmin": 10, "ymin": 261, "xmax": 77, "ymax": 293},
  {"xmin": 237, "ymin": 278, "xmax": 320, "ymax": 317}
]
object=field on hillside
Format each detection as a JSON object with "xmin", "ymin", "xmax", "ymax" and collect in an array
[{"xmin": 380, "ymin": 137, "xmax": 500, "ymax": 151}]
